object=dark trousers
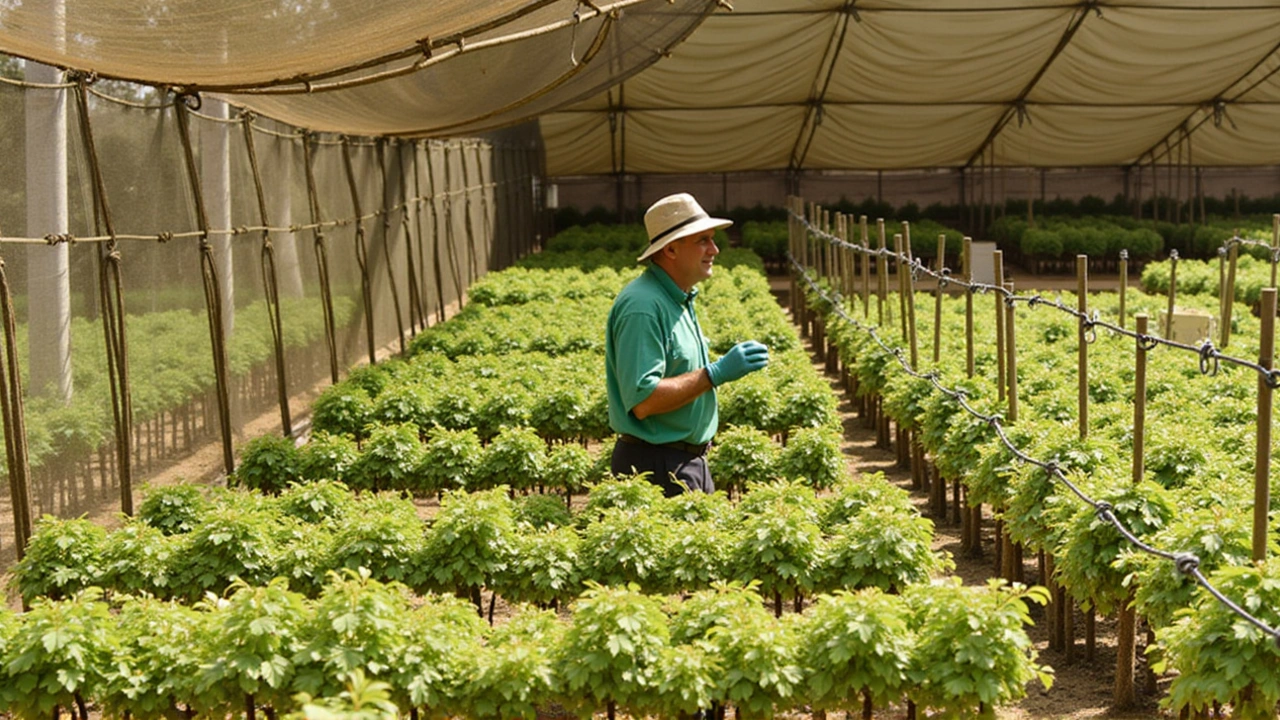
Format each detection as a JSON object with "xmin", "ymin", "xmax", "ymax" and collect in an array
[{"xmin": 611, "ymin": 438, "xmax": 714, "ymax": 496}]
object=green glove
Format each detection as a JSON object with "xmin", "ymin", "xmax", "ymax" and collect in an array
[{"xmin": 706, "ymin": 340, "xmax": 769, "ymax": 387}]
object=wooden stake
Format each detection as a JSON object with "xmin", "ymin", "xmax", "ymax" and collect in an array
[
  {"xmin": 964, "ymin": 236, "xmax": 974, "ymax": 378},
  {"xmin": 933, "ymin": 234, "xmax": 946, "ymax": 364},
  {"xmin": 1166, "ymin": 251, "xmax": 1178, "ymax": 339},
  {"xmin": 1077, "ymin": 255, "xmax": 1089, "ymax": 440},
  {"xmin": 876, "ymin": 219, "xmax": 888, "ymax": 326},
  {"xmin": 1222, "ymin": 239, "xmax": 1238, "ymax": 348},
  {"xmin": 1255, "ymin": 288, "xmax": 1275, "ymax": 562},
  {"xmin": 860, "ymin": 216, "xmax": 871, "ymax": 319},
  {"xmin": 1119, "ymin": 250, "xmax": 1128, "ymax": 330},
  {"xmin": 994, "ymin": 251, "xmax": 1006, "ymax": 402}
]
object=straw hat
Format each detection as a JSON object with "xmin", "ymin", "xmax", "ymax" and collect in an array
[{"xmin": 637, "ymin": 193, "xmax": 732, "ymax": 262}]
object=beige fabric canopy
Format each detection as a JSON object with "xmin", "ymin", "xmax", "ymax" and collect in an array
[
  {"xmin": 541, "ymin": 0, "xmax": 1280, "ymax": 176},
  {"xmin": 0, "ymin": 0, "xmax": 716, "ymax": 137}
]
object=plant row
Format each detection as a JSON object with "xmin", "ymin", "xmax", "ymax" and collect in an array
[
  {"xmin": 803, "ymin": 268, "xmax": 1280, "ymax": 715},
  {"xmin": 14, "ymin": 474, "xmax": 947, "ymax": 609},
  {"xmin": 1140, "ymin": 252, "xmax": 1280, "ymax": 307},
  {"xmin": 0, "ymin": 570, "xmax": 1050, "ymax": 720},
  {"xmin": 10, "ymin": 295, "xmax": 354, "ymax": 477}
]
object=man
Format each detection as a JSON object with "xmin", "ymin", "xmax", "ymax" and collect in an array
[{"xmin": 605, "ymin": 192, "xmax": 769, "ymax": 496}]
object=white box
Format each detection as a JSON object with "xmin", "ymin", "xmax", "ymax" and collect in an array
[{"xmin": 1157, "ymin": 308, "xmax": 1217, "ymax": 345}]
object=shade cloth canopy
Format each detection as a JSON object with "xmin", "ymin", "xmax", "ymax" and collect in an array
[{"xmin": 540, "ymin": 0, "xmax": 1280, "ymax": 175}]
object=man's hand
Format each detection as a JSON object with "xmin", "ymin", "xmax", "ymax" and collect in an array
[{"xmin": 706, "ymin": 340, "xmax": 769, "ymax": 387}]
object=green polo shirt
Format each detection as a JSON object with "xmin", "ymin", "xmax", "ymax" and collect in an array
[{"xmin": 606, "ymin": 264, "xmax": 717, "ymax": 445}]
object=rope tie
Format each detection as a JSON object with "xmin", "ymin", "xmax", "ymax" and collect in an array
[
  {"xmin": 1137, "ymin": 334, "xmax": 1160, "ymax": 351},
  {"xmin": 1081, "ymin": 311, "xmax": 1099, "ymax": 344},
  {"xmin": 1174, "ymin": 553, "xmax": 1201, "ymax": 576},
  {"xmin": 242, "ymin": 112, "xmax": 292, "ymax": 435},
  {"xmin": 156, "ymin": 232, "xmax": 173, "ymax": 243},
  {"xmin": 1198, "ymin": 341, "xmax": 1221, "ymax": 376},
  {"xmin": 43, "ymin": 233, "xmax": 75, "ymax": 245}
]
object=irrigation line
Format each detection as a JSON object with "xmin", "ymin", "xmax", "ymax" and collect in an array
[
  {"xmin": 790, "ymin": 255, "xmax": 1280, "ymax": 647},
  {"xmin": 793, "ymin": 213, "xmax": 1280, "ymax": 387}
]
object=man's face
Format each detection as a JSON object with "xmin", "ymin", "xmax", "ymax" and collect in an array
[{"xmin": 663, "ymin": 229, "xmax": 720, "ymax": 290}]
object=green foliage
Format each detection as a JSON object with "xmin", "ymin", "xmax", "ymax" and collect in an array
[
  {"xmin": 801, "ymin": 589, "xmax": 913, "ymax": 710},
  {"xmin": 101, "ymin": 598, "xmax": 206, "ymax": 720},
  {"xmin": 138, "ymin": 483, "xmax": 210, "ymax": 535},
  {"xmin": 195, "ymin": 579, "xmax": 308, "ymax": 715},
  {"xmin": 350, "ymin": 423, "xmax": 424, "ymax": 492},
  {"xmin": 277, "ymin": 479, "xmax": 356, "ymax": 526},
  {"xmin": 554, "ymin": 583, "xmax": 669, "ymax": 717},
  {"xmin": 477, "ymin": 426, "xmax": 546, "ymax": 492},
  {"xmin": 819, "ymin": 472, "xmax": 913, "ymax": 531},
  {"xmin": 320, "ymin": 499, "xmax": 424, "ymax": 585},
  {"xmin": 1157, "ymin": 558, "xmax": 1280, "ymax": 720},
  {"xmin": 415, "ymin": 488, "xmax": 517, "ymax": 597},
  {"xmin": 579, "ymin": 509, "xmax": 670, "ymax": 593},
  {"xmin": 168, "ymin": 504, "xmax": 281, "ymax": 601},
  {"xmin": 289, "ymin": 670, "xmax": 400, "ymax": 720},
  {"xmin": 514, "ymin": 493, "xmax": 574, "ymax": 531},
  {"xmin": 818, "ymin": 505, "xmax": 952, "ymax": 593},
  {"xmin": 1, "ymin": 590, "xmax": 117, "ymax": 719},
  {"xmin": 905, "ymin": 580, "xmax": 1053, "ymax": 718},
  {"xmin": 777, "ymin": 426, "xmax": 845, "ymax": 490},
  {"xmin": 658, "ymin": 521, "xmax": 732, "ymax": 594},
  {"xmin": 393, "ymin": 593, "xmax": 486, "ymax": 714},
  {"xmin": 466, "ymin": 608, "xmax": 563, "ymax": 720},
  {"xmin": 234, "ymin": 434, "xmax": 303, "ymax": 494},
  {"xmin": 706, "ymin": 425, "xmax": 778, "ymax": 496},
  {"xmin": 298, "ymin": 431, "xmax": 361, "ymax": 485},
  {"xmin": 494, "ymin": 527, "xmax": 583, "ymax": 608},
  {"xmin": 100, "ymin": 521, "xmax": 175, "ymax": 598},
  {"xmin": 311, "ymin": 385, "xmax": 374, "ymax": 440},
  {"xmin": 545, "ymin": 443, "xmax": 593, "ymax": 497},
  {"xmin": 292, "ymin": 570, "xmax": 413, "ymax": 701},
  {"xmin": 700, "ymin": 591, "xmax": 802, "ymax": 718},
  {"xmin": 12, "ymin": 517, "xmax": 106, "ymax": 604},
  {"xmin": 729, "ymin": 502, "xmax": 822, "ymax": 605},
  {"xmin": 418, "ymin": 427, "xmax": 483, "ymax": 496},
  {"xmin": 579, "ymin": 475, "xmax": 665, "ymax": 523}
]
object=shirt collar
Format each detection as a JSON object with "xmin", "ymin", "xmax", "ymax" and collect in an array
[{"xmin": 647, "ymin": 264, "xmax": 698, "ymax": 305}]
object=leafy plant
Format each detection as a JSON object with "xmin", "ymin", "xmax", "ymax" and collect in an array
[
  {"xmin": 414, "ymin": 488, "xmax": 517, "ymax": 605},
  {"xmin": 298, "ymin": 431, "xmax": 361, "ymax": 485},
  {"xmin": 138, "ymin": 483, "xmax": 210, "ymax": 535},
  {"xmin": 514, "ymin": 493, "xmax": 574, "ymax": 530},
  {"xmin": 311, "ymin": 385, "xmax": 374, "ymax": 441},
  {"xmin": 904, "ymin": 579, "xmax": 1053, "ymax": 717},
  {"xmin": 578, "ymin": 509, "xmax": 670, "ymax": 594},
  {"xmin": 476, "ymin": 426, "xmax": 546, "ymax": 492},
  {"xmin": 706, "ymin": 425, "xmax": 778, "ymax": 497},
  {"xmin": 234, "ymin": 434, "xmax": 303, "ymax": 494},
  {"xmin": 1, "ymin": 590, "xmax": 117, "ymax": 720},
  {"xmin": 554, "ymin": 583, "xmax": 669, "ymax": 719},
  {"xmin": 99, "ymin": 521, "xmax": 175, "ymax": 598},
  {"xmin": 167, "ymin": 504, "xmax": 281, "ymax": 601},
  {"xmin": 776, "ymin": 426, "xmax": 845, "ymax": 490},
  {"xmin": 817, "ymin": 505, "xmax": 952, "ymax": 593},
  {"xmin": 100, "ymin": 597, "xmax": 207, "ymax": 720},
  {"xmin": 801, "ymin": 589, "xmax": 913, "ymax": 711},
  {"xmin": 277, "ymin": 479, "xmax": 356, "ymax": 526},
  {"xmin": 349, "ymin": 423, "xmax": 424, "ymax": 492},
  {"xmin": 466, "ymin": 607, "xmax": 563, "ymax": 720},
  {"xmin": 493, "ymin": 527, "xmax": 583, "ymax": 609},
  {"xmin": 418, "ymin": 427, "xmax": 483, "ymax": 496},
  {"xmin": 11, "ymin": 516, "xmax": 106, "ymax": 604},
  {"xmin": 729, "ymin": 502, "xmax": 822, "ymax": 614}
]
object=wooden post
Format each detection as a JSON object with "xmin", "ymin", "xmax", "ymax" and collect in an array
[
  {"xmin": 1222, "ymin": 238, "xmax": 1238, "ymax": 348},
  {"xmin": 876, "ymin": 219, "xmax": 888, "ymax": 326},
  {"xmin": 896, "ymin": 233, "xmax": 908, "ymax": 342},
  {"xmin": 1000, "ymin": 292, "xmax": 1019, "ymax": 583},
  {"xmin": 904, "ymin": 223, "xmax": 919, "ymax": 369},
  {"xmin": 1272, "ymin": 214, "xmax": 1279, "ymax": 288},
  {"xmin": 1166, "ymin": 251, "xmax": 1178, "ymax": 339},
  {"xmin": 933, "ymin": 234, "xmax": 946, "ymax": 364},
  {"xmin": 964, "ymin": 236, "xmax": 974, "ymax": 378},
  {"xmin": 861, "ymin": 216, "xmax": 871, "ymax": 319},
  {"xmin": 1117, "ymin": 313, "xmax": 1152, "ymax": 709},
  {"xmin": 1255, "ymin": 288, "xmax": 1275, "ymax": 563},
  {"xmin": 994, "ymin": 251, "xmax": 1006, "ymax": 403},
  {"xmin": 1078, "ymin": 255, "xmax": 1089, "ymax": 440},
  {"xmin": 1133, "ymin": 315, "xmax": 1149, "ymax": 485},
  {"xmin": 1119, "ymin": 250, "xmax": 1128, "ymax": 330}
]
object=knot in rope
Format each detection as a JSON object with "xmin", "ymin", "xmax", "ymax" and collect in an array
[
  {"xmin": 1137, "ymin": 334, "xmax": 1160, "ymax": 352},
  {"xmin": 1174, "ymin": 552, "xmax": 1201, "ymax": 576},
  {"xmin": 107, "ymin": 248, "xmax": 122, "ymax": 263},
  {"xmin": 1094, "ymin": 500, "xmax": 1114, "ymax": 520},
  {"xmin": 1081, "ymin": 311, "xmax": 1099, "ymax": 344},
  {"xmin": 1042, "ymin": 461, "xmax": 1060, "ymax": 476},
  {"xmin": 1267, "ymin": 369, "xmax": 1280, "ymax": 390},
  {"xmin": 1003, "ymin": 293, "xmax": 1018, "ymax": 308},
  {"xmin": 1027, "ymin": 295, "xmax": 1042, "ymax": 308},
  {"xmin": 232, "ymin": 226, "xmax": 249, "ymax": 236},
  {"xmin": 1217, "ymin": 246, "xmax": 1228, "ymax": 258},
  {"xmin": 1198, "ymin": 341, "xmax": 1221, "ymax": 376},
  {"xmin": 156, "ymin": 232, "xmax": 174, "ymax": 243},
  {"xmin": 418, "ymin": 37, "xmax": 433, "ymax": 59},
  {"xmin": 1119, "ymin": 249, "xmax": 1129, "ymax": 261},
  {"xmin": 985, "ymin": 413, "xmax": 1003, "ymax": 428},
  {"xmin": 43, "ymin": 233, "xmax": 75, "ymax": 245},
  {"xmin": 177, "ymin": 92, "xmax": 202, "ymax": 111},
  {"xmin": 238, "ymin": 109, "xmax": 258, "ymax": 122},
  {"xmin": 1169, "ymin": 249, "xmax": 1180, "ymax": 261}
]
